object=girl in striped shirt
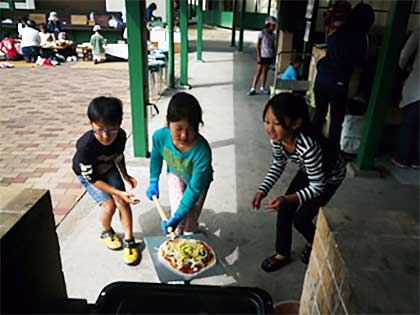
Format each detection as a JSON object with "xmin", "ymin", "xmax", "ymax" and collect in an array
[{"xmin": 252, "ymin": 93, "xmax": 346, "ymax": 272}]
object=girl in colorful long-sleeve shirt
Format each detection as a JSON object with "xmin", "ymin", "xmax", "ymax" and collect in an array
[{"xmin": 146, "ymin": 92, "xmax": 213, "ymax": 236}]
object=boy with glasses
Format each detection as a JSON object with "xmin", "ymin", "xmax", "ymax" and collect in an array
[{"xmin": 73, "ymin": 96, "xmax": 140, "ymax": 265}]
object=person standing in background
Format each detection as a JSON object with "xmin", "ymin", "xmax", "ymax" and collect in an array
[
  {"xmin": 323, "ymin": 0, "xmax": 352, "ymax": 37},
  {"xmin": 90, "ymin": 25, "xmax": 107, "ymax": 64},
  {"xmin": 392, "ymin": 28, "xmax": 420, "ymax": 169},
  {"xmin": 248, "ymin": 16, "xmax": 277, "ymax": 96},
  {"xmin": 47, "ymin": 11, "xmax": 62, "ymax": 41},
  {"xmin": 146, "ymin": 2, "xmax": 158, "ymax": 22},
  {"xmin": 312, "ymin": 3, "xmax": 374, "ymax": 150}
]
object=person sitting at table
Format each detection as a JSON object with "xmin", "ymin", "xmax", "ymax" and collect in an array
[
  {"xmin": 0, "ymin": 33, "xmax": 21, "ymax": 61},
  {"xmin": 47, "ymin": 11, "xmax": 62, "ymax": 41},
  {"xmin": 57, "ymin": 31, "xmax": 68, "ymax": 41},
  {"xmin": 56, "ymin": 32, "xmax": 77, "ymax": 60},
  {"xmin": 38, "ymin": 23, "xmax": 64, "ymax": 62},
  {"xmin": 90, "ymin": 25, "xmax": 107, "ymax": 64},
  {"xmin": 39, "ymin": 23, "xmax": 53, "ymax": 47},
  {"xmin": 21, "ymin": 20, "xmax": 41, "ymax": 63}
]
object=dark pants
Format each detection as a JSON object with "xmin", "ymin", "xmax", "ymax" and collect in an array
[
  {"xmin": 276, "ymin": 171, "xmax": 340, "ymax": 256},
  {"xmin": 312, "ymin": 78, "xmax": 348, "ymax": 149},
  {"xmin": 22, "ymin": 46, "xmax": 39, "ymax": 63},
  {"xmin": 396, "ymin": 101, "xmax": 419, "ymax": 166}
]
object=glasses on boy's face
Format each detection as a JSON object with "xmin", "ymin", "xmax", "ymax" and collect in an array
[{"xmin": 92, "ymin": 128, "xmax": 120, "ymax": 136}]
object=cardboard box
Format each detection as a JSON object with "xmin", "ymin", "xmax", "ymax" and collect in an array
[
  {"xmin": 71, "ymin": 15, "xmax": 87, "ymax": 25},
  {"xmin": 28, "ymin": 13, "xmax": 46, "ymax": 24}
]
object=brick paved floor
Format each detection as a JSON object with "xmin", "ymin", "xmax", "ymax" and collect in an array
[
  {"xmin": 0, "ymin": 63, "xmax": 132, "ymax": 224},
  {"xmin": 0, "ymin": 28, "xmax": 249, "ymax": 225}
]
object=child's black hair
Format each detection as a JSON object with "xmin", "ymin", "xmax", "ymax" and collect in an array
[
  {"xmin": 291, "ymin": 54, "xmax": 304, "ymax": 65},
  {"xmin": 18, "ymin": 16, "xmax": 28, "ymax": 23},
  {"xmin": 87, "ymin": 96, "xmax": 123, "ymax": 126},
  {"xmin": 263, "ymin": 92, "xmax": 316, "ymax": 138},
  {"xmin": 167, "ymin": 92, "xmax": 203, "ymax": 131},
  {"xmin": 3, "ymin": 32, "xmax": 11, "ymax": 38}
]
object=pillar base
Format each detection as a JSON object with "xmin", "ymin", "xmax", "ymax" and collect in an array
[
  {"xmin": 347, "ymin": 162, "xmax": 386, "ymax": 178},
  {"xmin": 176, "ymin": 84, "xmax": 192, "ymax": 90}
]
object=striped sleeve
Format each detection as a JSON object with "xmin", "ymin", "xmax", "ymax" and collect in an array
[
  {"xmin": 295, "ymin": 137, "xmax": 326, "ymax": 204},
  {"xmin": 258, "ymin": 142, "xmax": 288, "ymax": 195}
]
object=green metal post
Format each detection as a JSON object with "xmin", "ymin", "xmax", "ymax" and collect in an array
[
  {"xmin": 267, "ymin": 0, "xmax": 271, "ymax": 15},
  {"xmin": 125, "ymin": 0, "xmax": 148, "ymax": 157},
  {"xmin": 356, "ymin": 0, "xmax": 413, "ymax": 170},
  {"xmin": 197, "ymin": 0, "xmax": 203, "ymax": 60},
  {"xmin": 8, "ymin": 0, "xmax": 15, "ymax": 10},
  {"xmin": 231, "ymin": 0, "xmax": 238, "ymax": 47},
  {"xmin": 167, "ymin": 0, "xmax": 175, "ymax": 88},
  {"xmin": 238, "ymin": 0, "xmax": 246, "ymax": 52},
  {"xmin": 180, "ymin": 0, "xmax": 189, "ymax": 86}
]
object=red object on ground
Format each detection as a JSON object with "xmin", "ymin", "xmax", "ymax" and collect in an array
[{"xmin": 43, "ymin": 58, "xmax": 54, "ymax": 67}]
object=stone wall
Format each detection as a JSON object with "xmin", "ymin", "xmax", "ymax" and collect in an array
[
  {"xmin": 300, "ymin": 207, "xmax": 419, "ymax": 314},
  {"xmin": 299, "ymin": 209, "xmax": 350, "ymax": 315}
]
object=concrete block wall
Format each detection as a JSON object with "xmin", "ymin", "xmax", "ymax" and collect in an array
[
  {"xmin": 299, "ymin": 209, "xmax": 351, "ymax": 315},
  {"xmin": 0, "ymin": 187, "xmax": 67, "ymax": 314}
]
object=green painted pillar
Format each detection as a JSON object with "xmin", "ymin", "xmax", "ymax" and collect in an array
[
  {"xmin": 238, "ymin": 0, "xmax": 246, "ymax": 52},
  {"xmin": 180, "ymin": 0, "xmax": 189, "ymax": 86},
  {"xmin": 167, "ymin": 0, "xmax": 175, "ymax": 88},
  {"xmin": 197, "ymin": 0, "xmax": 203, "ymax": 60},
  {"xmin": 8, "ymin": 0, "xmax": 15, "ymax": 10},
  {"xmin": 125, "ymin": 0, "xmax": 148, "ymax": 157},
  {"xmin": 231, "ymin": 0, "xmax": 238, "ymax": 47},
  {"xmin": 357, "ymin": 0, "xmax": 413, "ymax": 170}
]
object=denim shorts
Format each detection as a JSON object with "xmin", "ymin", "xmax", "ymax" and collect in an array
[{"xmin": 77, "ymin": 167, "xmax": 125, "ymax": 206}]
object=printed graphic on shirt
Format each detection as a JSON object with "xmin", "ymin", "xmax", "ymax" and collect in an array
[
  {"xmin": 163, "ymin": 147, "xmax": 194, "ymax": 181},
  {"xmin": 79, "ymin": 153, "xmax": 122, "ymax": 181},
  {"xmin": 80, "ymin": 163, "xmax": 93, "ymax": 181}
]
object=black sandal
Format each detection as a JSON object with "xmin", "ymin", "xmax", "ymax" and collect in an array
[
  {"xmin": 301, "ymin": 244, "xmax": 312, "ymax": 264},
  {"xmin": 261, "ymin": 254, "xmax": 290, "ymax": 272}
]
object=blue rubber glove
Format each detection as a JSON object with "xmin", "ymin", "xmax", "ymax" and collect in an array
[
  {"xmin": 146, "ymin": 180, "xmax": 159, "ymax": 200},
  {"xmin": 161, "ymin": 213, "xmax": 183, "ymax": 235}
]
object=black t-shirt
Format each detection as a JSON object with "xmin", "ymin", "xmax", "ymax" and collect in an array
[{"xmin": 72, "ymin": 129, "xmax": 127, "ymax": 182}]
